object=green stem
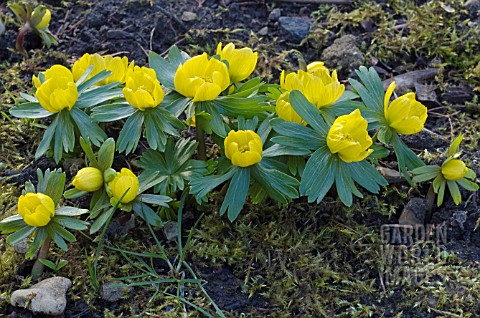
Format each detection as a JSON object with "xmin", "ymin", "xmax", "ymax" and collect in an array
[
  {"xmin": 195, "ymin": 120, "xmax": 207, "ymax": 161},
  {"xmin": 31, "ymin": 236, "xmax": 51, "ymax": 280}
]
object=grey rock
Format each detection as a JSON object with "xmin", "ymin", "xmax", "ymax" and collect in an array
[
  {"xmin": 321, "ymin": 35, "xmax": 365, "ymax": 76},
  {"xmin": 278, "ymin": 17, "xmax": 311, "ymax": 43},
  {"xmin": 181, "ymin": 11, "xmax": 197, "ymax": 22},
  {"xmin": 106, "ymin": 214, "xmax": 135, "ymax": 237},
  {"xmin": 258, "ymin": 26, "xmax": 269, "ymax": 36},
  {"xmin": 101, "ymin": 281, "xmax": 133, "ymax": 302},
  {"xmin": 13, "ymin": 238, "xmax": 38, "ymax": 258},
  {"xmin": 163, "ymin": 221, "xmax": 178, "ymax": 241},
  {"xmin": 399, "ymin": 198, "xmax": 429, "ymax": 226},
  {"xmin": 451, "ymin": 211, "xmax": 468, "ymax": 230},
  {"xmin": 269, "ymin": 8, "xmax": 281, "ymax": 22},
  {"xmin": 106, "ymin": 29, "xmax": 134, "ymax": 40},
  {"xmin": 11, "ymin": 277, "xmax": 71, "ymax": 316}
]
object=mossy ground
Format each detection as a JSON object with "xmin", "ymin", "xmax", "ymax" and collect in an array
[{"xmin": 1, "ymin": 0, "xmax": 479, "ymax": 316}]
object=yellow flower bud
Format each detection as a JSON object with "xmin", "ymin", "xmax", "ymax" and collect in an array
[
  {"xmin": 224, "ymin": 130, "xmax": 263, "ymax": 167},
  {"xmin": 35, "ymin": 65, "xmax": 78, "ymax": 113},
  {"xmin": 275, "ymin": 91, "xmax": 306, "ymax": 125},
  {"xmin": 32, "ymin": 8, "xmax": 51, "ymax": 29},
  {"xmin": 174, "ymin": 53, "xmax": 230, "ymax": 102},
  {"xmin": 306, "ymin": 61, "xmax": 329, "ymax": 75},
  {"xmin": 280, "ymin": 67, "xmax": 344, "ymax": 109},
  {"xmin": 216, "ymin": 42, "xmax": 258, "ymax": 82},
  {"xmin": 327, "ymin": 109, "xmax": 373, "ymax": 162},
  {"xmin": 122, "ymin": 66, "xmax": 165, "ymax": 110},
  {"xmin": 17, "ymin": 193, "xmax": 55, "ymax": 227},
  {"xmin": 72, "ymin": 167, "xmax": 103, "ymax": 192},
  {"xmin": 108, "ymin": 168, "xmax": 139, "ymax": 204},
  {"xmin": 384, "ymin": 82, "xmax": 428, "ymax": 135},
  {"xmin": 72, "ymin": 53, "xmax": 134, "ymax": 85},
  {"xmin": 441, "ymin": 159, "xmax": 469, "ymax": 181}
]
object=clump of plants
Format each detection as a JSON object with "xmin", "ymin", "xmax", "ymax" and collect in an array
[{"xmin": 0, "ymin": 26, "xmax": 478, "ymax": 315}]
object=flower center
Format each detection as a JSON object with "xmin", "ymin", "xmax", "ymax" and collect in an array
[{"xmin": 239, "ymin": 145, "xmax": 250, "ymax": 153}]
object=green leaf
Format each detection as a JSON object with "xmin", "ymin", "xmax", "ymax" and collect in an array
[
  {"xmin": 447, "ymin": 180, "xmax": 462, "ymax": 205},
  {"xmin": 75, "ymin": 85, "xmax": 123, "ymax": 109},
  {"xmin": 6, "ymin": 226, "xmax": 35, "ymax": 246},
  {"xmin": 270, "ymin": 118, "xmax": 323, "ymax": 151},
  {"xmin": 39, "ymin": 258, "xmax": 57, "ymax": 270},
  {"xmin": 44, "ymin": 169, "xmax": 66, "ymax": 206},
  {"xmin": 79, "ymin": 137, "xmax": 99, "ymax": 168},
  {"xmin": 348, "ymin": 161, "xmax": 388, "ymax": 194},
  {"xmin": 91, "ymin": 103, "xmax": 136, "ymax": 122},
  {"xmin": 144, "ymin": 107, "xmax": 183, "ymax": 151},
  {"xmin": 163, "ymin": 93, "xmax": 191, "ymax": 117},
  {"xmin": 90, "ymin": 207, "xmax": 116, "ymax": 234},
  {"xmin": 350, "ymin": 66, "xmax": 385, "ymax": 113},
  {"xmin": 190, "ymin": 167, "xmax": 237, "ymax": 203},
  {"xmin": 300, "ymin": 147, "xmax": 335, "ymax": 203},
  {"xmin": 391, "ymin": 134, "xmax": 425, "ymax": 184},
  {"xmin": 149, "ymin": 50, "xmax": 177, "ymax": 89},
  {"xmin": 9, "ymin": 102, "xmax": 52, "ymax": 118},
  {"xmin": 139, "ymin": 194, "xmax": 172, "ymax": 207},
  {"xmin": 447, "ymin": 134, "xmax": 463, "ymax": 157},
  {"xmin": 200, "ymin": 102, "xmax": 228, "ymax": 137},
  {"xmin": 70, "ymin": 107, "xmax": 107, "ymax": 146},
  {"xmin": 436, "ymin": 178, "xmax": 446, "ymax": 207},
  {"xmin": 368, "ymin": 144, "xmax": 390, "ymax": 160},
  {"xmin": 117, "ymin": 110, "xmax": 144, "ymax": 154},
  {"xmin": 457, "ymin": 178, "xmax": 479, "ymax": 192},
  {"xmin": 213, "ymin": 95, "xmax": 270, "ymax": 118},
  {"xmin": 251, "ymin": 161, "xmax": 299, "ymax": 203},
  {"xmin": 289, "ymin": 90, "xmax": 329, "ymax": 135},
  {"xmin": 55, "ymin": 206, "xmax": 89, "ymax": 216},
  {"xmin": 35, "ymin": 113, "xmax": 59, "ymax": 159},
  {"xmin": 52, "ymin": 216, "xmax": 88, "ymax": 231},
  {"xmin": 168, "ymin": 45, "xmax": 189, "ymax": 68},
  {"xmin": 132, "ymin": 202, "xmax": 163, "ymax": 227},
  {"xmin": 0, "ymin": 215, "xmax": 27, "ymax": 234},
  {"xmin": 77, "ymin": 70, "xmax": 112, "ymax": 93},
  {"xmin": 97, "ymin": 138, "xmax": 115, "ymax": 171},
  {"xmin": 228, "ymin": 77, "xmax": 263, "ymax": 98},
  {"xmin": 412, "ymin": 165, "xmax": 442, "ymax": 183},
  {"xmin": 220, "ymin": 168, "xmax": 251, "ymax": 221},
  {"xmin": 26, "ymin": 227, "xmax": 47, "ymax": 259},
  {"xmin": 262, "ymin": 144, "xmax": 311, "ymax": 158}
]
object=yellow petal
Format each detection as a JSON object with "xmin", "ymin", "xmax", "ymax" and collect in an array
[{"xmin": 441, "ymin": 159, "xmax": 468, "ymax": 181}]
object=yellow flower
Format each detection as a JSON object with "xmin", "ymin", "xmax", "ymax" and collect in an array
[
  {"xmin": 72, "ymin": 167, "xmax": 104, "ymax": 192},
  {"xmin": 327, "ymin": 109, "xmax": 373, "ymax": 162},
  {"xmin": 35, "ymin": 65, "xmax": 78, "ymax": 113},
  {"xmin": 108, "ymin": 168, "xmax": 139, "ymax": 204},
  {"xmin": 224, "ymin": 130, "xmax": 263, "ymax": 167},
  {"xmin": 384, "ymin": 82, "xmax": 428, "ymax": 135},
  {"xmin": 72, "ymin": 53, "xmax": 105, "ymax": 82},
  {"xmin": 441, "ymin": 159, "xmax": 469, "ymax": 181},
  {"xmin": 17, "ymin": 193, "xmax": 55, "ymax": 227},
  {"xmin": 275, "ymin": 91, "xmax": 306, "ymax": 125},
  {"xmin": 280, "ymin": 68, "xmax": 344, "ymax": 108},
  {"xmin": 174, "ymin": 53, "xmax": 230, "ymax": 102},
  {"xmin": 32, "ymin": 7, "xmax": 51, "ymax": 29},
  {"xmin": 123, "ymin": 66, "xmax": 165, "ymax": 110},
  {"xmin": 306, "ymin": 61, "xmax": 329, "ymax": 75},
  {"xmin": 216, "ymin": 42, "xmax": 258, "ymax": 82},
  {"xmin": 72, "ymin": 53, "xmax": 133, "ymax": 85}
]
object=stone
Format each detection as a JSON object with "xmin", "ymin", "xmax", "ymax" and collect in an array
[
  {"xmin": 13, "ymin": 238, "xmax": 38, "ymax": 258},
  {"xmin": 321, "ymin": 35, "xmax": 365, "ymax": 76},
  {"xmin": 399, "ymin": 198, "xmax": 429, "ymax": 226},
  {"xmin": 278, "ymin": 17, "xmax": 311, "ymax": 43},
  {"xmin": 101, "ymin": 281, "xmax": 133, "ymax": 302},
  {"xmin": 377, "ymin": 167, "xmax": 405, "ymax": 183},
  {"xmin": 258, "ymin": 26, "xmax": 269, "ymax": 36},
  {"xmin": 181, "ymin": 11, "xmax": 197, "ymax": 22},
  {"xmin": 105, "ymin": 214, "xmax": 135, "ymax": 237},
  {"xmin": 163, "ymin": 221, "xmax": 178, "ymax": 241},
  {"xmin": 11, "ymin": 277, "xmax": 71, "ymax": 316},
  {"xmin": 268, "ymin": 8, "xmax": 281, "ymax": 22}
]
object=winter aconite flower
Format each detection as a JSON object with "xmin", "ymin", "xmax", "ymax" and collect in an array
[
  {"xmin": 17, "ymin": 193, "xmax": 55, "ymax": 227},
  {"xmin": 216, "ymin": 42, "xmax": 258, "ymax": 82},
  {"xmin": 327, "ymin": 109, "xmax": 373, "ymax": 162},
  {"xmin": 32, "ymin": 7, "xmax": 51, "ymax": 29},
  {"xmin": 72, "ymin": 53, "xmax": 133, "ymax": 85},
  {"xmin": 34, "ymin": 65, "xmax": 78, "ymax": 113},
  {"xmin": 384, "ymin": 82, "xmax": 428, "ymax": 135},
  {"xmin": 276, "ymin": 91, "xmax": 306, "ymax": 125},
  {"xmin": 123, "ymin": 66, "xmax": 165, "ymax": 110},
  {"xmin": 174, "ymin": 53, "xmax": 230, "ymax": 102},
  {"xmin": 441, "ymin": 159, "xmax": 469, "ymax": 181},
  {"xmin": 108, "ymin": 168, "xmax": 139, "ymax": 204},
  {"xmin": 72, "ymin": 167, "xmax": 104, "ymax": 192},
  {"xmin": 224, "ymin": 130, "xmax": 263, "ymax": 167}
]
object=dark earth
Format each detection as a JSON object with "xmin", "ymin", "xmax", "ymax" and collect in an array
[{"xmin": 1, "ymin": 0, "xmax": 480, "ymax": 317}]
